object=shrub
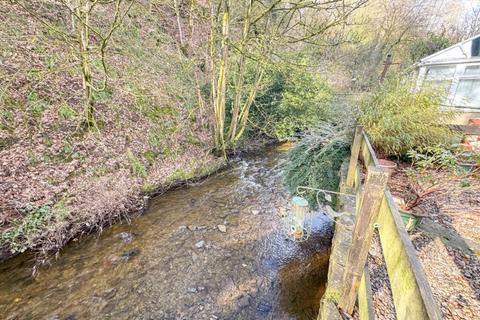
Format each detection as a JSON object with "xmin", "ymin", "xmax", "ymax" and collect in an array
[
  {"xmin": 283, "ymin": 123, "xmax": 351, "ymax": 208},
  {"xmin": 409, "ymin": 33, "xmax": 453, "ymax": 63},
  {"xmin": 358, "ymin": 77, "xmax": 456, "ymax": 156},
  {"xmin": 249, "ymin": 65, "xmax": 333, "ymax": 141},
  {"xmin": 407, "ymin": 145, "xmax": 457, "ymax": 169}
]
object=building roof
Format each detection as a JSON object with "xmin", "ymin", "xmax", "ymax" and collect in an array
[{"xmin": 419, "ymin": 34, "xmax": 480, "ymax": 66}]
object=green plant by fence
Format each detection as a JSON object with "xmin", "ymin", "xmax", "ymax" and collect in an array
[{"xmin": 319, "ymin": 126, "xmax": 442, "ymax": 320}]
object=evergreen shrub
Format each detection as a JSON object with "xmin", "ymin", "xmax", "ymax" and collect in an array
[{"xmin": 283, "ymin": 123, "xmax": 351, "ymax": 208}]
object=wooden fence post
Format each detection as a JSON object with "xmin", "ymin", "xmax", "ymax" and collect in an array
[
  {"xmin": 338, "ymin": 165, "xmax": 388, "ymax": 314},
  {"xmin": 346, "ymin": 126, "xmax": 364, "ymax": 188}
]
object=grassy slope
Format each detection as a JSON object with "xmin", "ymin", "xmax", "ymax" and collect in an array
[{"xmin": 0, "ymin": 1, "xmax": 221, "ymax": 260}]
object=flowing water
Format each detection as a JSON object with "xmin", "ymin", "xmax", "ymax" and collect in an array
[{"xmin": 0, "ymin": 144, "xmax": 333, "ymax": 320}]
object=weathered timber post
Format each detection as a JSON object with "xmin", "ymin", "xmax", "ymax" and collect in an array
[
  {"xmin": 338, "ymin": 165, "xmax": 388, "ymax": 314},
  {"xmin": 345, "ymin": 126, "xmax": 364, "ymax": 188}
]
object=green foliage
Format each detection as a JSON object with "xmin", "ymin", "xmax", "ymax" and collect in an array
[
  {"xmin": 53, "ymin": 200, "xmax": 69, "ymax": 221},
  {"xmin": 283, "ymin": 123, "xmax": 351, "ymax": 208},
  {"xmin": 459, "ymin": 179, "xmax": 471, "ymax": 188},
  {"xmin": 0, "ymin": 205, "xmax": 53, "ymax": 253},
  {"xmin": 359, "ymin": 77, "xmax": 456, "ymax": 156},
  {"xmin": 27, "ymin": 92, "xmax": 47, "ymax": 118},
  {"xmin": 58, "ymin": 104, "xmax": 77, "ymax": 120},
  {"xmin": 147, "ymin": 126, "xmax": 178, "ymax": 155},
  {"xmin": 249, "ymin": 66, "xmax": 333, "ymax": 141},
  {"xmin": 409, "ymin": 33, "xmax": 453, "ymax": 62},
  {"xmin": 92, "ymin": 87, "xmax": 113, "ymax": 102},
  {"xmin": 143, "ymin": 150, "xmax": 157, "ymax": 165},
  {"xmin": 407, "ymin": 145, "xmax": 457, "ymax": 169},
  {"xmin": 404, "ymin": 167, "xmax": 437, "ymax": 190},
  {"xmin": 168, "ymin": 168, "xmax": 191, "ymax": 181},
  {"xmin": 127, "ymin": 150, "xmax": 147, "ymax": 178},
  {"xmin": 142, "ymin": 182, "xmax": 156, "ymax": 193}
]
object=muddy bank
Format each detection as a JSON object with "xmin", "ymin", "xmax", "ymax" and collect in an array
[
  {"xmin": 0, "ymin": 148, "xmax": 224, "ymax": 263},
  {"xmin": 0, "ymin": 144, "xmax": 333, "ymax": 319}
]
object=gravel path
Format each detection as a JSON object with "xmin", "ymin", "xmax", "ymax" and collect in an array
[
  {"xmin": 367, "ymin": 231, "xmax": 396, "ymax": 319},
  {"xmin": 388, "ymin": 167, "xmax": 480, "ymax": 320}
]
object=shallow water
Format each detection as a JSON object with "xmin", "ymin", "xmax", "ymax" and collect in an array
[{"xmin": 0, "ymin": 145, "xmax": 333, "ymax": 320}]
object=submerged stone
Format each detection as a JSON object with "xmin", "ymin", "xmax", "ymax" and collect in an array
[
  {"xmin": 118, "ymin": 232, "xmax": 133, "ymax": 243},
  {"xmin": 256, "ymin": 302, "xmax": 272, "ymax": 313},
  {"xmin": 237, "ymin": 294, "xmax": 251, "ymax": 309},
  {"xmin": 195, "ymin": 240, "xmax": 205, "ymax": 249},
  {"xmin": 121, "ymin": 248, "xmax": 140, "ymax": 258}
]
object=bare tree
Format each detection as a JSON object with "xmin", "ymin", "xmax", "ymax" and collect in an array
[
  {"xmin": 462, "ymin": 7, "xmax": 480, "ymax": 38},
  {"xmin": 12, "ymin": 0, "xmax": 135, "ymax": 128},
  {"xmin": 205, "ymin": 0, "xmax": 367, "ymax": 154}
]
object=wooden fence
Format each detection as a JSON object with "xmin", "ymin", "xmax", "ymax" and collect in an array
[{"xmin": 335, "ymin": 126, "xmax": 442, "ymax": 319}]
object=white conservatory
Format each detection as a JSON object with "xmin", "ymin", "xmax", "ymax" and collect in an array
[{"xmin": 417, "ymin": 34, "xmax": 480, "ymax": 123}]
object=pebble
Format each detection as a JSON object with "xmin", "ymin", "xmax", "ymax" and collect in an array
[
  {"xmin": 121, "ymin": 248, "xmax": 140, "ymax": 258},
  {"xmin": 118, "ymin": 232, "xmax": 133, "ymax": 243},
  {"xmin": 256, "ymin": 302, "xmax": 272, "ymax": 313},
  {"xmin": 252, "ymin": 209, "xmax": 260, "ymax": 215},
  {"xmin": 217, "ymin": 225, "xmax": 227, "ymax": 233},
  {"xmin": 236, "ymin": 294, "xmax": 251, "ymax": 309},
  {"xmin": 188, "ymin": 225, "xmax": 207, "ymax": 232},
  {"xmin": 195, "ymin": 240, "xmax": 205, "ymax": 249},
  {"xmin": 175, "ymin": 226, "xmax": 188, "ymax": 236}
]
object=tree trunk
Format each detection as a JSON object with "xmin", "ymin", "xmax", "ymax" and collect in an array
[
  {"xmin": 76, "ymin": 1, "xmax": 95, "ymax": 127},
  {"xmin": 211, "ymin": 0, "xmax": 230, "ymax": 156},
  {"xmin": 227, "ymin": 0, "xmax": 253, "ymax": 143}
]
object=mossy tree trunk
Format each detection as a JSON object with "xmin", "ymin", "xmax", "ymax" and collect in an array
[{"xmin": 75, "ymin": 0, "xmax": 96, "ymax": 128}]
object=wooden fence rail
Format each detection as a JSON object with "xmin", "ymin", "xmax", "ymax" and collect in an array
[{"xmin": 322, "ymin": 126, "xmax": 442, "ymax": 320}]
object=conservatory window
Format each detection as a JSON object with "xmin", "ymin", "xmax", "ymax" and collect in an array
[
  {"xmin": 424, "ymin": 66, "xmax": 455, "ymax": 98},
  {"xmin": 425, "ymin": 66, "xmax": 456, "ymax": 81},
  {"xmin": 452, "ymin": 79, "xmax": 480, "ymax": 108},
  {"xmin": 464, "ymin": 65, "xmax": 480, "ymax": 76},
  {"xmin": 452, "ymin": 65, "xmax": 480, "ymax": 109}
]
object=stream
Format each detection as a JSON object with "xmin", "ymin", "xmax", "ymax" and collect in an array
[{"xmin": 0, "ymin": 144, "xmax": 333, "ymax": 320}]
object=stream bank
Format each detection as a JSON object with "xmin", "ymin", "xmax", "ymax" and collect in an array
[{"xmin": 0, "ymin": 144, "xmax": 333, "ymax": 319}]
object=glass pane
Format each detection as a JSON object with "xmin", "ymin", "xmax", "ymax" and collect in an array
[
  {"xmin": 464, "ymin": 65, "xmax": 480, "ymax": 76},
  {"xmin": 425, "ymin": 66, "xmax": 456, "ymax": 81},
  {"xmin": 472, "ymin": 37, "xmax": 480, "ymax": 57},
  {"xmin": 423, "ymin": 80, "xmax": 452, "ymax": 102},
  {"xmin": 453, "ymin": 79, "xmax": 480, "ymax": 108}
]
